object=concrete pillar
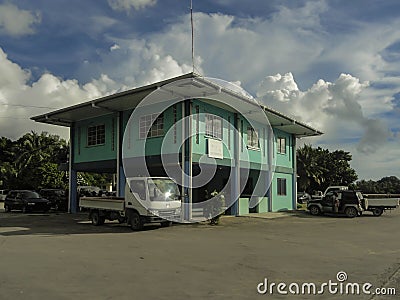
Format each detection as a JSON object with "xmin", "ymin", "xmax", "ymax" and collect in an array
[
  {"xmin": 68, "ymin": 125, "xmax": 78, "ymax": 213},
  {"xmin": 292, "ymin": 136, "xmax": 297, "ymax": 210},
  {"xmin": 119, "ymin": 165, "xmax": 126, "ymax": 197},
  {"xmin": 183, "ymin": 100, "xmax": 192, "ymax": 221},
  {"xmin": 116, "ymin": 111, "xmax": 125, "ymax": 197},
  {"xmin": 267, "ymin": 127, "xmax": 274, "ymax": 212},
  {"xmin": 230, "ymin": 113, "xmax": 240, "ymax": 216}
]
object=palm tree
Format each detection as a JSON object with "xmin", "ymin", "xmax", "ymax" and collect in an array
[
  {"xmin": 296, "ymin": 144, "xmax": 326, "ymax": 192},
  {"xmin": 14, "ymin": 131, "xmax": 56, "ymax": 174}
]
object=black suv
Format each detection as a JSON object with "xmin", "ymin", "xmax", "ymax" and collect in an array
[
  {"xmin": 307, "ymin": 190, "xmax": 365, "ymax": 218},
  {"xmin": 4, "ymin": 190, "xmax": 51, "ymax": 213}
]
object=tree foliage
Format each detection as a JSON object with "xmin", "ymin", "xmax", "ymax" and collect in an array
[
  {"xmin": 0, "ymin": 131, "xmax": 68, "ymax": 190},
  {"xmin": 353, "ymin": 176, "xmax": 400, "ymax": 194},
  {"xmin": 0, "ymin": 131, "xmax": 113, "ymax": 191},
  {"xmin": 296, "ymin": 144, "xmax": 358, "ymax": 193}
]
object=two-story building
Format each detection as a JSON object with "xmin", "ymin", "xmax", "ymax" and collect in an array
[{"xmin": 32, "ymin": 73, "xmax": 322, "ymax": 218}]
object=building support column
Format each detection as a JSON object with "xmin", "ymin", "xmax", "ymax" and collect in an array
[
  {"xmin": 231, "ymin": 113, "xmax": 240, "ymax": 215},
  {"xmin": 68, "ymin": 125, "xmax": 78, "ymax": 213},
  {"xmin": 183, "ymin": 100, "xmax": 192, "ymax": 221},
  {"xmin": 117, "ymin": 111, "xmax": 125, "ymax": 197},
  {"xmin": 292, "ymin": 136, "xmax": 297, "ymax": 210},
  {"xmin": 267, "ymin": 127, "xmax": 274, "ymax": 212}
]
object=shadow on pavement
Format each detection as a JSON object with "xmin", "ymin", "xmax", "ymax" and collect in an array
[
  {"xmin": 0, "ymin": 211, "xmax": 162, "ymax": 236},
  {"xmin": 284, "ymin": 209, "xmax": 385, "ymax": 218}
]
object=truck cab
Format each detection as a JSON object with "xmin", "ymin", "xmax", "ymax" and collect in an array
[
  {"xmin": 307, "ymin": 190, "xmax": 364, "ymax": 218},
  {"xmin": 126, "ymin": 177, "xmax": 182, "ymax": 223}
]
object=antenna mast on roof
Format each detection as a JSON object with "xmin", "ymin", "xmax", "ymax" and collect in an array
[{"xmin": 190, "ymin": 0, "xmax": 195, "ymax": 73}]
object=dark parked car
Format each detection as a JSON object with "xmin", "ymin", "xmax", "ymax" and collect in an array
[
  {"xmin": 4, "ymin": 190, "xmax": 51, "ymax": 213},
  {"xmin": 39, "ymin": 189, "xmax": 68, "ymax": 211}
]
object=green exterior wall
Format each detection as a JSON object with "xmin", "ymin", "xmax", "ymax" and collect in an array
[
  {"xmin": 256, "ymin": 196, "xmax": 269, "ymax": 213},
  {"xmin": 191, "ymin": 99, "xmax": 234, "ymax": 162},
  {"xmin": 271, "ymin": 172, "xmax": 294, "ymax": 211},
  {"xmin": 238, "ymin": 197, "xmax": 249, "ymax": 215},
  {"xmin": 122, "ymin": 104, "xmax": 183, "ymax": 158},
  {"xmin": 273, "ymin": 128, "xmax": 293, "ymax": 170},
  {"xmin": 73, "ymin": 113, "xmax": 117, "ymax": 164},
  {"xmin": 271, "ymin": 129, "xmax": 294, "ymax": 212},
  {"xmin": 191, "ymin": 99, "xmax": 268, "ymax": 168}
]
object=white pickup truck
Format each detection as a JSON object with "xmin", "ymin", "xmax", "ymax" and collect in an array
[
  {"xmin": 79, "ymin": 177, "xmax": 182, "ymax": 230},
  {"xmin": 363, "ymin": 194, "xmax": 400, "ymax": 216},
  {"xmin": 311, "ymin": 186, "xmax": 399, "ymax": 216}
]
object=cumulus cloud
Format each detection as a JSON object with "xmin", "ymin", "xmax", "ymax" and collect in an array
[
  {"xmin": 0, "ymin": 3, "xmax": 41, "ymax": 36},
  {"xmin": 110, "ymin": 43, "xmax": 120, "ymax": 51},
  {"xmin": 107, "ymin": 0, "xmax": 157, "ymax": 12},
  {"xmin": 0, "ymin": 48, "xmax": 124, "ymax": 139},
  {"xmin": 256, "ymin": 72, "xmax": 392, "ymax": 155},
  {"xmin": 78, "ymin": 37, "xmax": 193, "ymax": 88}
]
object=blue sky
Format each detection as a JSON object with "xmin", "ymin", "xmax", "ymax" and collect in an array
[{"xmin": 0, "ymin": 0, "xmax": 399, "ymax": 180}]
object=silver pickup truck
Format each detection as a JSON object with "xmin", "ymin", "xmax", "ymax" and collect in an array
[{"xmin": 363, "ymin": 194, "xmax": 400, "ymax": 216}]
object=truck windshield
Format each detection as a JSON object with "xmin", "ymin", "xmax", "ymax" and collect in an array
[{"xmin": 147, "ymin": 179, "xmax": 180, "ymax": 202}]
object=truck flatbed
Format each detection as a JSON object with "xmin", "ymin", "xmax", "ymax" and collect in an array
[
  {"xmin": 367, "ymin": 198, "xmax": 399, "ymax": 208},
  {"xmin": 80, "ymin": 197, "xmax": 125, "ymax": 211}
]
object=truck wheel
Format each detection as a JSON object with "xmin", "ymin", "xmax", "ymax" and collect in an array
[
  {"xmin": 372, "ymin": 207, "xmax": 383, "ymax": 217},
  {"xmin": 91, "ymin": 211, "xmax": 102, "ymax": 226},
  {"xmin": 161, "ymin": 221, "xmax": 172, "ymax": 228},
  {"xmin": 345, "ymin": 207, "xmax": 358, "ymax": 218},
  {"xmin": 309, "ymin": 206, "xmax": 321, "ymax": 216},
  {"xmin": 128, "ymin": 211, "xmax": 143, "ymax": 231}
]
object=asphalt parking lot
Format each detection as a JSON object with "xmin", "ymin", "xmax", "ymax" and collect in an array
[{"xmin": 0, "ymin": 204, "xmax": 399, "ymax": 300}]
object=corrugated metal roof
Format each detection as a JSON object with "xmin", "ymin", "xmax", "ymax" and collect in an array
[{"xmin": 31, "ymin": 72, "xmax": 323, "ymax": 137}]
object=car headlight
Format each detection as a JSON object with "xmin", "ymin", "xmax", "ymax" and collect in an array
[{"xmin": 175, "ymin": 207, "xmax": 182, "ymax": 215}]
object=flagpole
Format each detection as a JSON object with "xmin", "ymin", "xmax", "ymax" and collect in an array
[{"xmin": 190, "ymin": 0, "xmax": 194, "ymax": 73}]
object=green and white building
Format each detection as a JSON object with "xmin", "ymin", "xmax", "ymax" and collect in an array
[{"xmin": 32, "ymin": 73, "xmax": 322, "ymax": 216}]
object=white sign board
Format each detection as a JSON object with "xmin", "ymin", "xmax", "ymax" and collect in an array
[{"xmin": 208, "ymin": 139, "xmax": 223, "ymax": 159}]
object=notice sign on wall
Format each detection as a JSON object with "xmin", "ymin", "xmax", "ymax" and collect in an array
[{"xmin": 208, "ymin": 138, "xmax": 223, "ymax": 159}]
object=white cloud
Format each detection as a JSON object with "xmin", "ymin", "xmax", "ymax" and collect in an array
[
  {"xmin": 79, "ymin": 37, "xmax": 193, "ymax": 88},
  {"xmin": 256, "ymin": 72, "xmax": 392, "ymax": 155},
  {"xmin": 110, "ymin": 43, "xmax": 120, "ymax": 51},
  {"xmin": 107, "ymin": 0, "xmax": 157, "ymax": 12},
  {"xmin": 0, "ymin": 3, "xmax": 41, "ymax": 36},
  {"xmin": 0, "ymin": 48, "xmax": 123, "ymax": 140}
]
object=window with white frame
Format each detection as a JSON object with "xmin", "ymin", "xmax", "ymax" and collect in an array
[
  {"xmin": 277, "ymin": 178, "xmax": 287, "ymax": 196},
  {"xmin": 205, "ymin": 113, "xmax": 223, "ymax": 139},
  {"xmin": 277, "ymin": 136, "xmax": 286, "ymax": 154},
  {"xmin": 139, "ymin": 113, "xmax": 164, "ymax": 139},
  {"xmin": 247, "ymin": 127, "xmax": 259, "ymax": 148},
  {"xmin": 87, "ymin": 124, "xmax": 105, "ymax": 146}
]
